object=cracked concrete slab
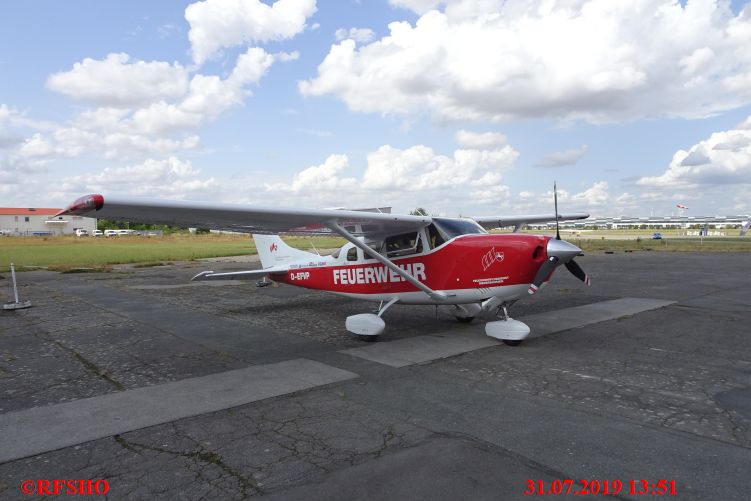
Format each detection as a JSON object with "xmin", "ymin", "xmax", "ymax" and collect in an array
[
  {"xmin": 339, "ymin": 327, "xmax": 497, "ymax": 367},
  {"xmin": 264, "ymin": 435, "xmax": 563, "ymax": 501},
  {"xmin": 523, "ymin": 297, "xmax": 676, "ymax": 338},
  {"xmin": 340, "ymin": 297, "xmax": 675, "ymax": 367},
  {"xmin": 0, "ymin": 359, "xmax": 357, "ymax": 463},
  {"xmin": 1, "ymin": 252, "xmax": 750, "ymax": 500}
]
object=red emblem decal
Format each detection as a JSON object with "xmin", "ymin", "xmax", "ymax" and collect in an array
[
  {"xmin": 270, "ymin": 243, "xmax": 278, "ymax": 252},
  {"xmin": 481, "ymin": 247, "xmax": 504, "ymax": 271}
]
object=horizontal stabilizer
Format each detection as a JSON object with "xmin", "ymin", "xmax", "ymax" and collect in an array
[{"xmin": 191, "ymin": 267, "xmax": 287, "ymax": 281}]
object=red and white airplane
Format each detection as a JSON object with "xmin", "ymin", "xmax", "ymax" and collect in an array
[{"xmin": 58, "ymin": 189, "xmax": 589, "ymax": 345}]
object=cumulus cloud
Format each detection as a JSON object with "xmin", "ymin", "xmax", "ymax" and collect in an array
[
  {"xmin": 536, "ymin": 145, "xmax": 588, "ymax": 167},
  {"xmin": 288, "ymin": 154, "xmax": 356, "ymax": 192},
  {"xmin": 512, "ymin": 181, "xmax": 611, "ymax": 214},
  {"xmin": 185, "ymin": 0, "xmax": 317, "ymax": 64},
  {"xmin": 23, "ymin": 47, "xmax": 277, "ymax": 162},
  {"xmin": 132, "ymin": 47, "xmax": 275, "ymax": 135},
  {"xmin": 388, "ymin": 0, "xmax": 442, "ymax": 14},
  {"xmin": 302, "ymin": 0, "xmax": 751, "ymax": 123},
  {"xmin": 0, "ymin": 105, "xmax": 23, "ymax": 148},
  {"xmin": 638, "ymin": 115, "xmax": 751, "ymax": 188},
  {"xmin": 680, "ymin": 150, "xmax": 710, "ymax": 167},
  {"xmin": 335, "ymin": 27, "xmax": 375, "ymax": 43},
  {"xmin": 47, "ymin": 53, "xmax": 189, "ymax": 108},
  {"xmin": 60, "ymin": 157, "xmax": 219, "ymax": 199},
  {"xmin": 363, "ymin": 144, "xmax": 516, "ymax": 190},
  {"xmin": 0, "ymin": 134, "xmax": 21, "ymax": 149},
  {"xmin": 262, "ymin": 141, "xmax": 518, "ymax": 210},
  {"xmin": 455, "ymin": 129, "xmax": 507, "ymax": 148}
]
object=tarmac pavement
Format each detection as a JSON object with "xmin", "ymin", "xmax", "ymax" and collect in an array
[{"xmin": 1, "ymin": 251, "xmax": 749, "ymax": 499}]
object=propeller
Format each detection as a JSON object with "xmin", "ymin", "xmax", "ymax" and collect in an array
[
  {"xmin": 528, "ymin": 256, "xmax": 558, "ymax": 295},
  {"xmin": 528, "ymin": 182, "xmax": 591, "ymax": 294},
  {"xmin": 554, "ymin": 180, "xmax": 561, "ymax": 240},
  {"xmin": 565, "ymin": 259, "xmax": 590, "ymax": 286}
]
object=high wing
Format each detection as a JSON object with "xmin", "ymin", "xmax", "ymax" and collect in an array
[
  {"xmin": 58, "ymin": 194, "xmax": 589, "ymax": 236},
  {"xmin": 56, "ymin": 194, "xmax": 430, "ymax": 237},
  {"xmin": 473, "ymin": 213, "xmax": 589, "ymax": 232}
]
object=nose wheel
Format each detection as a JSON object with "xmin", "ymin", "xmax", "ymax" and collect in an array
[{"xmin": 483, "ymin": 302, "xmax": 529, "ymax": 347}]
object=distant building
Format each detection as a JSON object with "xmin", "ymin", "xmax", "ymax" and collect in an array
[
  {"xmin": 528, "ymin": 214, "xmax": 750, "ymax": 230},
  {"xmin": 0, "ymin": 208, "xmax": 97, "ymax": 236}
]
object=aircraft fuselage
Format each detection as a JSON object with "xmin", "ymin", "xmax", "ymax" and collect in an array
[{"xmin": 271, "ymin": 233, "xmax": 553, "ymax": 305}]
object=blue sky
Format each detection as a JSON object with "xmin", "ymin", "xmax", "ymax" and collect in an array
[{"xmin": 1, "ymin": 0, "xmax": 751, "ymax": 217}]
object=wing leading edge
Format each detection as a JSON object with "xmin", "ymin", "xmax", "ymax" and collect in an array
[
  {"xmin": 58, "ymin": 194, "xmax": 590, "ymax": 236},
  {"xmin": 57, "ymin": 194, "xmax": 431, "ymax": 237}
]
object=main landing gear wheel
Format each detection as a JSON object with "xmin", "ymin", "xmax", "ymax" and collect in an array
[
  {"xmin": 453, "ymin": 303, "xmax": 481, "ymax": 324},
  {"xmin": 346, "ymin": 298, "xmax": 399, "ymax": 341},
  {"xmin": 503, "ymin": 339, "xmax": 523, "ymax": 347}
]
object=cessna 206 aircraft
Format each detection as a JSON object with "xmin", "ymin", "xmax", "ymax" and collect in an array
[{"xmin": 58, "ymin": 189, "xmax": 590, "ymax": 345}]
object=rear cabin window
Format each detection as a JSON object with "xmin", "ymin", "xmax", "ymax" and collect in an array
[
  {"xmin": 347, "ymin": 247, "xmax": 358, "ymax": 261},
  {"xmin": 384, "ymin": 232, "xmax": 422, "ymax": 257}
]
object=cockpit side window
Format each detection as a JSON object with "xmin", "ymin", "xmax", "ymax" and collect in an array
[
  {"xmin": 432, "ymin": 217, "xmax": 487, "ymax": 239},
  {"xmin": 426, "ymin": 223, "xmax": 446, "ymax": 249}
]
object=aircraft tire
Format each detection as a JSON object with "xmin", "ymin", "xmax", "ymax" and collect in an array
[
  {"xmin": 503, "ymin": 339, "xmax": 523, "ymax": 347},
  {"xmin": 455, "ymin": 316, "xmax": 474, "ymax": 323},
  {"xmin": 358, "ymin": 335, "xmax": 379, "ymax": 342}
]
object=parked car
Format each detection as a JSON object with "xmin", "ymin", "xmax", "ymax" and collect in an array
[
  {"xmin": 117, "ymin": 229, "xmax": 135, "ymax": 236},
  {"xmin": 92, "ymin": 230, "xmax": 103, "ymax": 237},
  {"xmin": 651, "ymin": 232, "xmax": 663, "ymax": 240},
  {"xmin": 74, "ymin": 229, "xmax": 89, "ymax": 237},
  {"xmin": 104, "ymin": 229, "xmax": 118, "ymax": 237}
]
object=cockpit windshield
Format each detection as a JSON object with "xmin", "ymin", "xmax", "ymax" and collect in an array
[{"xmin": 432, "ymin": 217, "xmax": 487, "ymax": 239}]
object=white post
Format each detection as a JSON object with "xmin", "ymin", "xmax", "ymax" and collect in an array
[{"xmin": 10, "ymin": 262, "xmax": 19, "ymax": 303}]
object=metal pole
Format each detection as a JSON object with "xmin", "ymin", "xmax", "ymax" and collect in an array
[{"xmin": 11, "ymin": 263, "xmax": 19, "ymax": 303}]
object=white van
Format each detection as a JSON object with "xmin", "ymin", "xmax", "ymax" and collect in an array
[
  {"xmin": 92, "ymin": 230, "xmax": 103, "ymax": 237},
  {"xmin": 104, "ymin": 229, "xmax": 118, "ymax": 237},
  {"xmin": 75, "ymin": 229, "xmax": 89, "ymax": 237}
]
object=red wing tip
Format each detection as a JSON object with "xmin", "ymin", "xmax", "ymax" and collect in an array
[{"xmin": 56, "ymin": 194, "xmax": 104, "ymax": 216}]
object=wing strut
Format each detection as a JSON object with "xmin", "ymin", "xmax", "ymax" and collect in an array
[{"xmin": 327, "ymin": 221, "xmax": 447, "ymax": 301}]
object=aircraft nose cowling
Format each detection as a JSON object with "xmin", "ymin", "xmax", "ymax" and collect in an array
[
  {"xmin": 546, "ymin": 238, "xmax": 581, "ymax": 262},
  {"xmin": 527, "ymin": 238, "xmax": 587, "ymax": 295}
]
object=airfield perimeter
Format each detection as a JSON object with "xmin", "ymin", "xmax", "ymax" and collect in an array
[{"xmin": 1, "ymin": 251, "xmax": 750, "ymax": 499}]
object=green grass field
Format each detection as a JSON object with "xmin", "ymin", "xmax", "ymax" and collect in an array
[
  {"xmin": 0, "ymin": 232, "xmax": 749, "ymax": 273},
  {"xmin": 0, "ymin": 234, "xmax": 345, "ymax": 272},
  {"xmin": 573, "ymin": 236, "xmax": 751, "ymax": 253}
]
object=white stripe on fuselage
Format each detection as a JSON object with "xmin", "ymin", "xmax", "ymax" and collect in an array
[{"xmin": 331, "ymin": 283, "xmax": 529, "ymax": 305}]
